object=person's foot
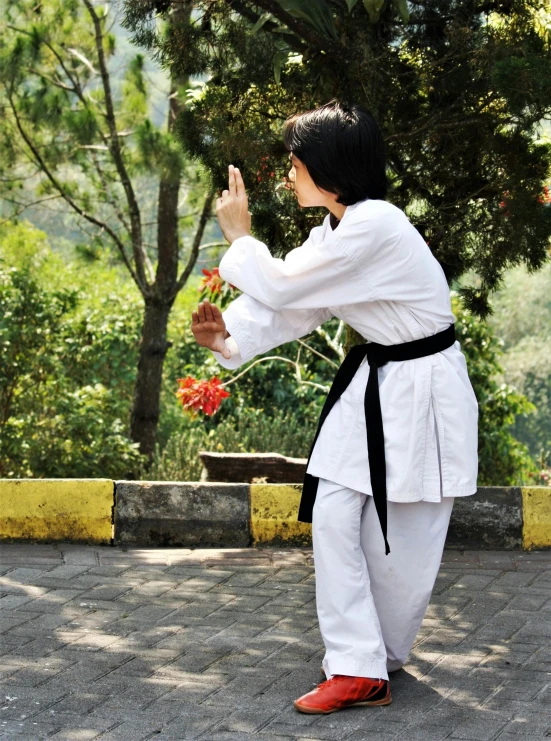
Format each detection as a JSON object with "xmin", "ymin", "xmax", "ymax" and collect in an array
[{"xmin": 294, "ymin": 675, "xmax": 391, "ymax": 714}]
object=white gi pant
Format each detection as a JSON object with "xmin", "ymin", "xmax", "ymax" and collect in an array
[{"xmin": 313, "ymin": 478, "xmax": 454, "ymax": 682}]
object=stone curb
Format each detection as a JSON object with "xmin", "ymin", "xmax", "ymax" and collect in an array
[
  {"xmin": 0, "ymin": 479, "xmax": 549, "ymax": 549},
  {"xmin": 0, "ymin": 478, "xmax": 113, "ymax": 543}
]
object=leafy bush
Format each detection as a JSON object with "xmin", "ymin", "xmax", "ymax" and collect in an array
[
  {"xmin": 488, "ymin": 263, "xmax": 551, "ymax": 467},
  {"xmin": 0, "ymin": 223, "xmax": 146, "ymax": 478},
  {"xmin": 453, "ymin": 296, "xmax": 535, "ymax": 485},
  {"xmin": 141, "ymin": 407, "xmax": 318, "ymax": 482}
]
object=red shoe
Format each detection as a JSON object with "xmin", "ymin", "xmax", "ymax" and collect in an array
[{"xmin": 294, "ymin": 675, "xmax": 392, "ymax": 714}]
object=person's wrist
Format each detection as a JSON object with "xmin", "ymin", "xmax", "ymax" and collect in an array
[{"xmin": 226, "ymin": 231, "xmax": 250, "ymax": 245}]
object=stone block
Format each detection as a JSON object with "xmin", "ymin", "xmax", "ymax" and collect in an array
[
  {"xmin": 114, "ymin": 481, "xmax": 250, "ymax": 547},
  {"xmin": 447, "ymin": 487, "xmax": 523, "ymax": 550}
]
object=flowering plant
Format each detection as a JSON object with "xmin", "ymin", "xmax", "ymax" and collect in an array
[
  {"xmin": 500, "ymin": 185, "xmax": 551, "ymax": 218},
  {"xmin": 175, "ymin": 376, "xmax": 230, "ymax": 417},
  {"xmin": 537, "ymin": 186, "xmax": 551, "ymax": 205},
  {"xmin": 256, "ymin": 155, "xmax": 276, "ymax": 183},
  {"xmin": 198, "ymin": 267, "xmax": 224, "ymax": 296},
  {"xmin": 529, "ymin": 469, "xmax": 551, "ymax": 486},
  {"xmin": 198, "ymin": 266, "xmax": 239, "ymax": 309}
]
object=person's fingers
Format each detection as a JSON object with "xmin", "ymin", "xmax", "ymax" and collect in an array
[
  {"xmin": 234, "ymin": 167, "xmax": 247, "ymax": 199},
  {"xmin": 191, "ymin": 310, "xmax": 199, "ymax": 325},
  {"xmin": 197, "ymin": 302, "xmax": 206, "ymax": 322},
  {"xmin": 221, "ymin": 189, "xmax": 229, "ymax": 199},
  {"xmin": 204, "ymin": 300, "xmax": 215, "ymax": 323},
  {"xmin": 228, "ymin": 165, "xmax": 236, "ymax": 197},
  {"xmin": 211, "ymin": 303, "xmax": 223, "ymax": 318}
]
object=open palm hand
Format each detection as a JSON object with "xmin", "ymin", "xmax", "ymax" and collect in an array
[{"xmin": 191, "ymin": 299, "xmax": 231, "ymax": 359}]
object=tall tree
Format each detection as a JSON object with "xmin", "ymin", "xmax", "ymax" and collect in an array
[
  {"xmin": 124, "ymin": 0, "xmax": 551, "ymax": 335},
  {"xmin": 0, "ymin": 0, "xmax": 216, "ymax": 461}
]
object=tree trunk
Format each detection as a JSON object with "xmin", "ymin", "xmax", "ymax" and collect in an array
[
  {"xmin": 129, "ymin": 8, "xmax": 187, "ymax": 467},
  {"xmin": 130, "ymin": 297, "xmax": 173, "ymax": 465}
]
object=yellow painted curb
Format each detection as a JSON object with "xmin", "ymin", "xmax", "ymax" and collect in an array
[
  {"xmin": 250, "ymin": 484, "xmax": 312, "ymax": 546},
  {"xmin": 0, "ymin": 479, "xmax": 114, "ymax": 543},
  {"xmin": 522, "ymin": 486, "xmax": 551, "ymax": 550}
]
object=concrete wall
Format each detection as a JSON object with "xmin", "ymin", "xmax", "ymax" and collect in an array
[{"xmin": 1, "ymin": 479, "xmax": 549, "ymax": 549}]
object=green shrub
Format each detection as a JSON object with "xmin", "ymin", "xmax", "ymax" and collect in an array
[
  {"xmin": 488, "ymin": 263, "xmax": 551, "ymax": 466},
  {"xmin": 141, "ymin": 407, "xmax": 318, "ymax": 481},
  {"xmin": 0, "ymin": 223, "xmax": 146, "ymax": 478},
  {"xmin": 454, "ymin": 295, "xmax": 536, "ymax": 486}
]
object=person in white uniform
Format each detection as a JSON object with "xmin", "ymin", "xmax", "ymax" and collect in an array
[{"xmin": 191, "ymin": 100, "xmax": 478, "ymax": 714}]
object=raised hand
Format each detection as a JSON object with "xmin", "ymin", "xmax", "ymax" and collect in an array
[
  {"xmin": 191, "ymin": 299, "xmax": 231, "ymax": 359},
  {"xmin": 216, "ymin": 164, "xmax": 252, "ymax": 244}
]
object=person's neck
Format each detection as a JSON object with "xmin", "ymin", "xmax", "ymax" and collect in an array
[
  {"xmin": 327, "ymin": 201, "xmax": 347, "ymax": 222},
  {"xmin": 328, "ymin": 202, "xmax": 346, "ymax": 231}
]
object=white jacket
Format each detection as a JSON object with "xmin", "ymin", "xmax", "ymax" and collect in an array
[{"xmin": 211, "ymin": 197, "xmax": 478, "ymax": 502}]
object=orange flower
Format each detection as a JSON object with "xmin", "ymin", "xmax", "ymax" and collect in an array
[
  {"xmin": 176, "ymin": 376, "xmax": 230, "ymax": 417},
  {"xmin": 199, "ymin": 267, "xmax": 223, "ymax": 295},
  {"xmin": 198, "ymin": 266, "xmax": 237, "ymax": 294}
]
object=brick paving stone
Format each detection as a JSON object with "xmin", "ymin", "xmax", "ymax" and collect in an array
[
  {"xmin": 450, "ymin": 716, "xmax": 510, "ymax": 739},
  {"xmin": 0, "ymin": 544, "xmax": 550, "ymax": 740}
]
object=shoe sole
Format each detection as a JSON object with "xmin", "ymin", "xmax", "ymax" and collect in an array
[{"xmin": 294, "ymin": 690, "xmax": 392, "ymax": 714}]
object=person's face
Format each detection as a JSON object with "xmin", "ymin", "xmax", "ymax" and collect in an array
[{"xmin": 287, "ymin": 153, "xmax": 336, "ymax": 209}]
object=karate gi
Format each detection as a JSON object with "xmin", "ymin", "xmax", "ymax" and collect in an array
[{"xmin": 211, "ymin": 197, "xmax": 478, "ymax": 680}]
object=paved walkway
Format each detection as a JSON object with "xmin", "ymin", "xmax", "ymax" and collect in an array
[{"xmin": 0, "ymin": 544, "xmax": 550, "ymax": 741}]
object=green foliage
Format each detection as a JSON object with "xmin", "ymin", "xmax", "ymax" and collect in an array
[
  {"xmin": 453, "ymin": 296, "xmax": 535, "ymax": 485},
  {"xmin": 124, "ymin": 0, "xmax": 551, "ymax": 316},
  {"xmin": 488, "ymin": 263, "xmax": 551, "ymax": 466},
  {"xmin": 156, "ymin": 281, "xmax": 338, "ymax": 451},
  {"xmin": 0, "ymin": 222, "xmax": 146, "ymax": 478},
  {"xmin": 141, "ymin": 407, "xmax": 318, "ymax": 482},
  {"xmin": 0, "ymin": 0, "xmax": 203, "ymax": 270}
]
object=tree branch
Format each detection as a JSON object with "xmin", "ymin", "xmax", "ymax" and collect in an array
[
  {"xmin": 227, "ymin": 0, "xmax": 308, "ymax": 52},
  {"xmin": 0, "ymin": 194, "xmax": 63, "ymax": 225},
  {"xmin": 83, "ymin": 0, "xmax": 150, "ymax": 293},
  {"xmin": 314, "ymin": 323, "xmax": 345, "ymax": 361},
  {"xmin": 174, "ymin": 191, "xmax": 215, "ymax": 296},
  {"xmin": 227, "ymin": 0, "xmax": 333, "ymax": 53},
  {"xmin": 296, "ymin": 338, "xmax": 339, "ymax": 368},
  {"xmin": 221, "ymin": 354, "xmax": 330, "ymax": 392},
  {"xmin": 5, "ymin": 86, "xmax": 143, "ymax": 291}
]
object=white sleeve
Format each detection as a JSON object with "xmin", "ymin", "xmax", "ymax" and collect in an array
[
  {"xmin": 211, "ymin": 292, "xmax": 333, "ymax": 370},
  {"xmin": 217, "ymin": 215, "xmax": 393, "ymax": 311}
]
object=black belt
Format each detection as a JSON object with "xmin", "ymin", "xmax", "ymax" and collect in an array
[{"xmin": 298, "ymin": 324, "xmax": 456, "ymax": 554}]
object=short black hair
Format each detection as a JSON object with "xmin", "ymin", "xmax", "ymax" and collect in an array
[{"xmin": 283, "ymin": 100, "xmax": 388, "ymax": 206}]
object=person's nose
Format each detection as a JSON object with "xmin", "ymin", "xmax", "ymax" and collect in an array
[{"xmin": 288, "ymin": 165, "xmax": 295, "ymax": 182}]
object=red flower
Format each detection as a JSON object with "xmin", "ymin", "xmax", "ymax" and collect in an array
[
  {"xmin": 499, "ymin": 190, "xmax": 511, "ymax": 217},
  {"xmin": 537, "ymin": 186, "xmax": 551, "ymax": 205},
  {"xmin": 198, "ymin": 266, "xmax": 238, "ymax": 293},
  {"xmin": 199, "ymin": 267, "xmax": 223, "ymax": 295},
  {"xmin": 175, "ymin": 376, "xmax": 230, "ymax": 417}
]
